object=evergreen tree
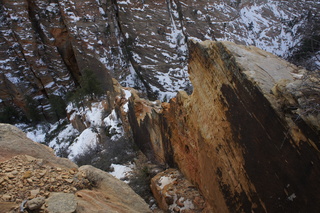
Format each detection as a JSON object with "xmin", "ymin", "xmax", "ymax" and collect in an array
[
  {"xmin": 49, "ymin": 95, "xmax": 67, "ymax": 120},
  {"xmin": 80, "ymin": 69, "xmax": 104, "ymax": 99},
  {"xmin": 67, "ymin": 69, "xmax": 105, "ymax": 107}
]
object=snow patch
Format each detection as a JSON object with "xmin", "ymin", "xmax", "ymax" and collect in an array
[
  {"xmin": 109, "ymin": 163, "xmax": 134, "ymax": 181},
  {"xmin": 104, "ymin": 109, "xmax": 124, "ymax": 141},
  {"xmin": 159, "ymin": 175, "xmax": 177, "ymax": 189},
  {"xmin": 68, "ymin": 128, "xmax": 99, "ymax": 160}
]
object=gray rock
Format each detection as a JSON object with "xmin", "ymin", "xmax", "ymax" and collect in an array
[
  {"xmin": 47, "ymin": 193, "xmax": 77, "ymax": 213},
  {"xmin": 26, "ymin": 197, "xmax": 45, "ymax": 210}
]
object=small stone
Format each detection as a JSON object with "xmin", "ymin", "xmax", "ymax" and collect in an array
[
  {"xmin": 26, "ymin": 197, "xmax": 45, "ymax": 210},
  {"xmin": 56, "ymin": 167, "xmax": 62, "ymax": 172},
  {"xmin": 173, "ymin": 207, "xmax": 180, "ymax": 212},
  {"xmin": 5, "ymin": 168, "xmax": 14, "ymax": 172},
  {"xmin": 0, "ymin": 178, "xmax": 5, "ymax": 184},
  {"xmin": 65, "ymin": 179, "xmax": 73, "ymax": 184},
  {"xmin": 26, "ymin": 178, "xmax": 33, "ymax": 183},
  {"xmin": 36, "ymin": 159, "xmax": 44, "ymax": 166},
  {"xmin": 39, "ymin": 171, "xmax": 46, "ymax": 177},
  {"xmin": 25, "ymin": 155, "xmax": 37, "ymax": 162},
  {"xmin": 7, "ymin": 173, "xmax": 15, "ymax": 179},
  {"xmin": 30, "ymin": 188, "xmax": 40, "ymax": 198},
  {"xmin": 23, "ymin": 171, "xmax": 32, "ymax": 179},
  {"xmin": 177, "ymin": 198, "xmax": 185, "ymax": 207},
  {"xmin": 11, "ymin": 170, "xmax": 18, "ymax": 175},
  {"xmin": 2, "ymin": 194, "xmax": 11, "ymax": 201}
]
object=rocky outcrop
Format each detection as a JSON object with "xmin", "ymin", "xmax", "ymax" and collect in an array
[
  {"xmin": 0, "ymin": 123, "xmax": 151, "ymax": 213},
  {"xmin": 128, "ymin": 41, "xmax": 320, "ymax": 212}
]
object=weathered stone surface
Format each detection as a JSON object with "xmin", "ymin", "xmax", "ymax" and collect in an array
[
  {"xmin": 26, "ymin": 196, "xmax": 45, "ymax": 210},
  {"xmin": 0, "ymin": 123, "xmax": 76, "ymax": 168},
  {"xmin": 77, "ymin": 165, "xmax": 151, "ymax": 213},
  {"xmin": 47, "ymin": 193, "xmax": 77, "ymax": 213},
  {"xmin": 150, "ymin": 168, "xmax": 206, "ymax": 212},
  {"xmin": 128, "ymin": 41, "xmax": 320, "ymax": 212}
]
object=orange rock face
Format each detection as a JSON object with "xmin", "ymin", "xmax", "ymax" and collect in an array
[{"xmin": 129, "ymin": 41, "xmax": 320, "ymax": 212}]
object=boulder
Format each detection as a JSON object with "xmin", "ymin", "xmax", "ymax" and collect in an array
[
  {"xmin": 76, "ymin": 165, "xmax": 151, "ymax": 213},
  {"xmin": 47, "ymin": 193, "xmax": 77, "ymax": 213},
  {"xmin": 150, "ymin": 169, "xmax": 206, "ymax": 212}
]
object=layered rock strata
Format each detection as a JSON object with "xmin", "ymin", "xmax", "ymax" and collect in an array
[{"xmin": 128, "ymin": 41, "xmax": 320, "ymax": 212}]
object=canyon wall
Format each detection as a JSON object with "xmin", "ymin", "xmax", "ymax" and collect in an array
[
  {"xmin": 1, "ymin": 0, "xmax": 319, "ymax": 119},
  {"xmin": 128, "ymin": 41, "xmax": 320, "ymax": 212}
]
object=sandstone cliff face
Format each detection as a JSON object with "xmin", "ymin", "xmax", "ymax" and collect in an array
[
  {"xmin": 1, "ymin": 0, "xmax": 319, "ymax": 117},
  {"xmin": 0, "ymin": 123, "xmax": 151, "ymax": 213},
  {"xmin": 128, "ymin": 41, "xmax": 320, "ymax": 212}
]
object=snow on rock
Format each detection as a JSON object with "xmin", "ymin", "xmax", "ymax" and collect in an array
[
  {"xmin": 109, "ymin": 163, "xmax": 134, "ymax": 181},
  {"xmin": 67, "ymin": 101, "xmax": 105, "ymax": 127},
  {"xmin": 68, "ymin": 128, "xmax": 99, "ymax": 160},
  {"xmin": 104, "ymin": 109, "xmax": 124, "ymax": 141},
  {"xmin": 48, "ymin": 123, "xmax": 79, "ymax": 152},
  {"xmin": 85, "ymin": 102, "xmax": 104, "ymax": 126},
  {"xmin": 151, "ymin": 169, "xmax": 206, "ymax": 212},
  {"xmin": 24, "ymin": 125, "xmax": 47, "ymax": 143},
  {"xmin": 159, "ymin": 175, "xmax": 177, "ymax": 190},
  {"xmin": 122, "ymin": 89, "xmax": 132, "ymax": 113}
]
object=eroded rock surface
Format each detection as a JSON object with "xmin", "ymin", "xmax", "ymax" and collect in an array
[{"xmin": 128, "ymin": 41, "xmax": 320, "ymax": 212}]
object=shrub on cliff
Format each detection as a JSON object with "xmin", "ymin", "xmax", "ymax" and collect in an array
[
  {"xmin": 49, "ymin": 95, "xmax": 67, "ymax": 121},
  {"xmin": 0, "ymin": 105, "xmax": 27, "ymax": 124},
  {"xmin": 67, "ymin": 69, "xmax": 105, "ymax": 107},
  {"xmin": 25, "ymin": 96, "xmax": 44, "ymax": 123},
  {"xmin": 73, "ymin": 136, "xmax": 137, "ymax": 172}
]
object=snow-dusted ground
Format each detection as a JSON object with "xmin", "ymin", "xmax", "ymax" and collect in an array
[{"xmin": 16, "ymin": 89, "xmax": 136, "ymax": 183}]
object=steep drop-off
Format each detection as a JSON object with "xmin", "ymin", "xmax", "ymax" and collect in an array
[{"xmin": 128, "ymin": 40, "xmax": 320, "ymax": 212}]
